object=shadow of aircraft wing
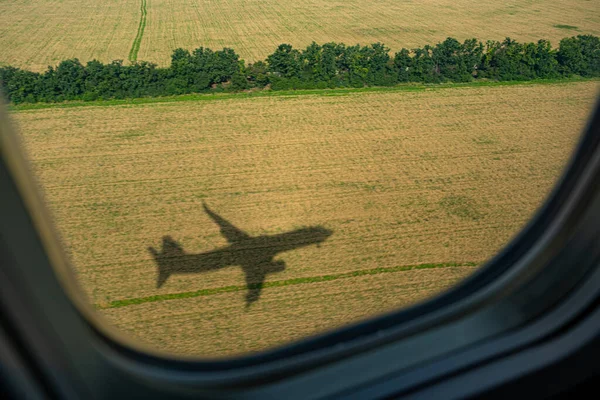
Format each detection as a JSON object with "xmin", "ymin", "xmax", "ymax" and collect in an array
[
  {"xmin": 243, "ymin": 268, "xmax": 266, "ymax": 309},
  {"xmin": 241, "ymin": 259, "xmax": 286, "ymax": 308},
  {"xmin": 203, "ymin": 202, "xmax": 251, "ymax": 244}
]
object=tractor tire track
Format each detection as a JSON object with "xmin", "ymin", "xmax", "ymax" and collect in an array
[
  {"xmin": 128, "ymin": 0, "xmax": 147, "ymax": 63},
  {"xmin": 96, "ymin": 261, "xmax": 479, "ymax": 309}
]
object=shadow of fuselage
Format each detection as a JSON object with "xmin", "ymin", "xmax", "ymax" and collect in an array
[{"xmin": 148, "ymin": 203, "xmax": 333, "ymax": 307}]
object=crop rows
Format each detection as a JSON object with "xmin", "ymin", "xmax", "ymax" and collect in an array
[
  {"xmin": 14, "ymin": 80, "xmax": 599, "ymax": 355},
  {"xmin": 2, "ymin": 0, "xmax": 599, "ymax": 70}
]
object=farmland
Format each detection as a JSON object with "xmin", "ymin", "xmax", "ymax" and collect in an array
[
  {"xmin": 0, "ymin": 0, "xmax": 140, "ymax": 71},
  {"xmin": 1, "ymin": 0, "xmax": 599, "ymax": 71},
  {"xmin": 12, "ymin": 80, "xmax": 599, "ymax": 356}
]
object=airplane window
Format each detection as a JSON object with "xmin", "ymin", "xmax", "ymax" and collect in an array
[{"xmin": 1, "ymin": 0, "xmax": 599, "ymax": 358}]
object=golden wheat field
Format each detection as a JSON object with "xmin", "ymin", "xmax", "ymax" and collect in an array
[
  {"xmin": 12, "ymin": 81, "xmax": 599, "ymax": 356},
  {"xmin": 1, "ymin": 0, "xmax": 599, "ymax": 71},
  {"xmin": 0, "ymin": 0, "xmax": 140, "ymax": 71}
]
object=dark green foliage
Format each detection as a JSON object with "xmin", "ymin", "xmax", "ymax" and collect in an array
[
  {"xmin": 433, "ymin": 38, "xmax": 483, "ymax": 82},
  {"xmin": 478, "ymin": 38, "xmax": 537, "ymax": 80},
  {"xmin": 267, "ymin": 44, "xmax": 302, "ymax": 78},
  {"xmin": 230, "ymin": 71, "xmax": 249, "ymax": 90},
  {"xmin": 393, "ymin": 48, "xmax": 412, "ymax": 82},
  {"xmin": 410, "ymin": 45, "xmax": 437, "ymax": 82},
  {"xmin": 554, "ymin": 25, "xmax": 579, "ymax": 31},
  {"xmin": 246, "ymin": 61, "xmax": 270, "ymax": 87},
  {"xmin": 557, "ymin": 35, "xmax": 600, "ymax": 77},
  {"xmin": 401, "ymin": 38, "xmax": 481, "ymax": 83},
  {"xmin": 0, "ymin": 66, "xmax": 40, "ymax": 103},
  {"xmin": 0, "ymin": 35, "xmax": 598, "ymax": 105},
  {"xmin": 167, "ymin": 47, "xmax": 242, "ymax": 94},
  {"xmin": 533, "ymin": 40, "xmax": 559, "ymax": 78}
]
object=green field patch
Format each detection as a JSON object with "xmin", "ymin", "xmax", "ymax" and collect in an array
[
  {"xmin": 440, "ymin": 195, "xmax": 484, "ymax": 220},
  {"xmin": 115, "ymin": 131, "xmax": 146, "ymax": 139},
  {"xmin": 473, "ymin": 135, "xmax": 498, "ymax": 145},
  {"xmin": 10, "ymin": 77, "xmax": 599, "ymax": 112},
  {"xmin": 554, "ymin": 24, "xmax": 579, "ymax": 31}
]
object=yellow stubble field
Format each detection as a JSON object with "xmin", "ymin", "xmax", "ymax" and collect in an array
[
  {"xmin": 0, "ymin": 0, "xmax": 140, "ymax": 71},
  {"xmin": 11, "ymin": 80, "xmax": 599, "ymax": 356},
  {"xmin": 139, "ymin": 0, "xmax": 600, "ymax": 65},
  {"xmin": 1, "ymin": 0, "xmax": 599, "ymax": 70}
]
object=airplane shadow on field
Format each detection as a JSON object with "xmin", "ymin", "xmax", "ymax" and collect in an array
[{"xmin": 148, "ymin": 202, "xmax": 333, "ymax": 308}]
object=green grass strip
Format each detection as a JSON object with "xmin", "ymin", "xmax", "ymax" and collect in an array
[
  {"xmin": 96, "ymin": 261, "xmax": 479, "ymax": 310},
  {"xmin": 10, "ymin": 77, "xmax": 599, "ymax": 112},
  {"xmin": 128, "ymin": 0, "xmax": 147, "ymax": 63}
]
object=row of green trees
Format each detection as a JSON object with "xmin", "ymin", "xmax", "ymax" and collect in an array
[{"xmin": 1, "ymin": 35, "xmax": 599, "ymax": 104}]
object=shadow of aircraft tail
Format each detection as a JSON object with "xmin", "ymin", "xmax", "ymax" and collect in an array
[{"xmin": 148, "ymin": 236, "xmax": 185, "ymax": 288}]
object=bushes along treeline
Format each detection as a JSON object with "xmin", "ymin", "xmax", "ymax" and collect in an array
[{"xmin": 1, "ymin": 35, "xmax": 599, "ymax": 104}]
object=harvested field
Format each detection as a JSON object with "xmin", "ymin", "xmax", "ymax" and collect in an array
[
  {"xmin": 1, "ymin": 0, "xmax": 599, "ymax": 70},
  {"xmin": 139, "ymin": 0, "xmax": 600, "ymax": 65},
  {"xmin": 0, "ymin": 0, "xmax": 140, "ymax": 71},
  {"xmin": 12, "ymin": 80, "xmax": 600, "ymax": 356}
]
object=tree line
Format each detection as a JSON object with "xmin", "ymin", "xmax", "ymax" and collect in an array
[{"xmin": 1, "ymin": 35, "xmax": 599, "ymax": 104}]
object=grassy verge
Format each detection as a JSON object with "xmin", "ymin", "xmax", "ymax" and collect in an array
[
  {"xmin": 96, "ymin": 261, "xmax": 479, "ymax": 310},
  {"xmin": 128, "ymin": 0, "xmax": 147, "ymax": 63},
  {"xmin": 9, "ymin": 77, "xmax": 599, "ymax": 112}
]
